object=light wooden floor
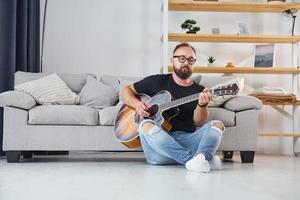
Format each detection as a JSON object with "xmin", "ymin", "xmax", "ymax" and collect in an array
[{"xmin": 0, "ymin": 152, "xmax": 299, "ymax": 200}]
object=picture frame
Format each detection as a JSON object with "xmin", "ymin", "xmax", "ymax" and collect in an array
[{"xmin": 254, "ymin": 44, "xmax": 275, "ymax": 67}]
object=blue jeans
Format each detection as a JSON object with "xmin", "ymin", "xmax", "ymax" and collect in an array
[{"xmin": 138, "ymin": 120, "xmax": 224, "ymax": 165}]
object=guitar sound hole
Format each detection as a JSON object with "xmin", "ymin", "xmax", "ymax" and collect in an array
[{"xmin": 147, "ymin": 105, "xmax": 159, "ymax": 119}]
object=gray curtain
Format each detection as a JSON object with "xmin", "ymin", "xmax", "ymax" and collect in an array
[{"xmin": 0, "ymin": 0, "xmax": 40, "ymax": 155}]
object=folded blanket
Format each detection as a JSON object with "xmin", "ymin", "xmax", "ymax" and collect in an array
[{"xmin": 248, "ymin": 93, "xmax": 296, "ymax": 104}]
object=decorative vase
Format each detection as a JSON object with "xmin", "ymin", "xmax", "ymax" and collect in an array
[
  {"xmin": 186, "ymin": 31, "xmax": 197, "ymax": 34},
  {"xmin": 225, "ymin": 62, "xmax": 235, "ymax": 68},
  {"xmin": 207, "ymin": 63, "xmax": 215, "ymax": 67}
]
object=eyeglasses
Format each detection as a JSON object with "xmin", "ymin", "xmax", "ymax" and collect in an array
[{"xmin": 173, "ymin": 55, "xmax": 196, "ymax": 65}]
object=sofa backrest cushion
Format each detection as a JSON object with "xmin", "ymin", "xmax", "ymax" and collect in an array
[{"xmin": 15, "ymin": 71, "xmax": 96, "ymax": 93}]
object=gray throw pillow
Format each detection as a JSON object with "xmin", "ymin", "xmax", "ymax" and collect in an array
[
  {"xmin": 0, "ymin": 91, "xmax": 36, "ymax": 110},
  {"xmin": 191, "ymin": 75, "xmax": 201, "ymax": 84},
  {"xmin": 117, "ymin": 77, "xmax": 143, "ymax": 106},
  {"xmin": 79, "ymin": 77, "xmax": 118, "ymax": 109}
]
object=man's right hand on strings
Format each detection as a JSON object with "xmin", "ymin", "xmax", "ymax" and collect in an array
[{"xmin": 135, "ymin": 101, "xmax": 150, "ymax": 117}]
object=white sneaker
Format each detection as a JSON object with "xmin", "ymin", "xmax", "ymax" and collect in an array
[
  {"xmin": 209, "ymin": 155, "xmax": 222, "ymax": 170},
  {"xmin": 185, "ymin": 154, "xmax": 210, "ymax": 173}
]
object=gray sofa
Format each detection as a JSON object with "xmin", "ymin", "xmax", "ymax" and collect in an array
[{"xmin": 0, "ymin": 72, "xmax": 262, "ymax": 163}]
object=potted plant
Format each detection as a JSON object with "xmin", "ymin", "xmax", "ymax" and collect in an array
[
  {"xmin": 181, "ymin": 19, "xmax": 200, "ymax": 34},
  {"xmin": 207, "ymin": 56, "xmax": 216, "ymax": 67}
]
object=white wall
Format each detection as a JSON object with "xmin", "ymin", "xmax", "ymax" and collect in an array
[
  {"xmin": 41, "ymin": 0, "xmax": 162, "ymax": 77},
  {"xmin": 41, "ymin": 0, "xmax": 300, "ymax": 155}
]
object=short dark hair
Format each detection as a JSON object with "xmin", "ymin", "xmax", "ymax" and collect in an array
[{"xmin": 173, "ymin": 43, "xmax": 196, "ymax": 56}]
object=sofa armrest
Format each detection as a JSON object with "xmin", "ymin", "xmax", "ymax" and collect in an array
[
  {"xmin": 223, "ymin": 96, "xmax": 262, "ymax": 112},
  {"xmin": 0, "ymin": 91, "xmax": 36, "ymax": 110}
]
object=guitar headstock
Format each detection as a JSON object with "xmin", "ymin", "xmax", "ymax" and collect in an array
[{"xmin": 212, "ymin": 83, "xmax": 240, "ymax": 96}]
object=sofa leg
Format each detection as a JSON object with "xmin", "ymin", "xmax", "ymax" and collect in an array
[
  {"xmin": 0, "ymin": 151, "xmax": 6, "ymax": 157},
  {"xmin": 240, "ymin": 151, "xmax": 255, "ymax": 163},
  {"xmin": 47, "ymin": 151, "xmax": 69, "ymax": 155},
  {"xmin": 6, "ymin": 151, "xmax": 21, "ymax": 163},
  {"xmin": 22, "ymin": 151, "xmax": 33, "ymax": 159},
  {"xmin": 223, "ymin": 151, "xmax": 233, "ymax": 160},
  {"xmin": 33, "ymin": 151, "xmax": 69, "ymax": 155}
]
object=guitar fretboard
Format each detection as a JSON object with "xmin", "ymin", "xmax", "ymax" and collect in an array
[
  {"xmin": 159, "ymin": 93, "xmax": 199, "ymax": 111},
  {"xmin": 159, "ymin": 89, "xmax": 213, "ymax": 111}
]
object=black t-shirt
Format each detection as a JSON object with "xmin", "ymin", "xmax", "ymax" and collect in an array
[{"xmin": 133, "ymin": 74, "xmax": 205, "ymax": 133}]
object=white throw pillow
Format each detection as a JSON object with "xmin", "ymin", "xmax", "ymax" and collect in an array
[
  {"xmin": 15, "ymin": 73, "xmax": 80, "ymax": 105},
  {"xmin": 209, "ymin": 77, "xmax": 244, "ymax": 107}
]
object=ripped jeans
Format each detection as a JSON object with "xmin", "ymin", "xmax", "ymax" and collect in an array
[{"xmin": 138, "ymin": 120, "xmax": 224, "ymax": 165}]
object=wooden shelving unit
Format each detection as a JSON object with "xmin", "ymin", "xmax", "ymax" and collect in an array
[
  {"xmin": 169, "ymin": 33, "xmax": 300, "ymax": 43},
  {"xmin": 169, "ymin": 0, "xmax": 300, "ymax": 13},
  {"xmin": 258, "ymin": 133, "xmax": 300, "ymax": 138},
  {"xmin": 168, "ymin": 66, "xmax": 300, "ymax": 74},
  {"xmin": 263, "ymin": 100, "xmax": 300, "ymax": 106},
  {"xmin": 163, "ymin": 0, "xmax": 300, "ymax": 154}
]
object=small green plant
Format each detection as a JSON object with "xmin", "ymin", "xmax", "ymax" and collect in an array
[
  {"xmin": 181, "ymin": 19, "xmax": 200, "ymax": 34},
  {"xmin": 208, "ymin": 56, "xmax": 216, "ymax": 64}
]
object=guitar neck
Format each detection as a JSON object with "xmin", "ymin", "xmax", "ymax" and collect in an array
[{"xmin": 159, "ymin": 89, "xmax": 213, "ymax": 111}]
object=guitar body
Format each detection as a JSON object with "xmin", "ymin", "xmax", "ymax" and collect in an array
[
  {"xmin": 114, "ymin": 81, "xmax": 240, "ymax": 149},
  {"xmin": 114, "ymin": 91, "xmax": 175, "ymax": 149}
]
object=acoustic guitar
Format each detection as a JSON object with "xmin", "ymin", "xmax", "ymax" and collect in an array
[{"xmin": 114, "ymin": 82, "xmax": 239, "ymax": 149}]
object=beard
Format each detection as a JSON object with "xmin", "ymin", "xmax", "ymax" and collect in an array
[{"xmin": 173, "ymin": 65, "xmax": 192, "ymax": 80}]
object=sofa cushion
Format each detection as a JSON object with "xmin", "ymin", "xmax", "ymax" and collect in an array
[
  {"xmin": 15, "ymin": 71, "xmax": 96, "ymax": 93},
  {"xmin": 208, "ymin": 107, "xmax": 235, "ymax": 127},
  {"xmin": 99, "ymin": 105, "xmax": 123, "ymax": 125},
  {"xmin": 98, "ymin": 106, "xmax": 235, "ymax": 127},
  {"xmin": 0, "ymin": 91, "xmax": 36, "ymax": 110},
  {"xmin": 79, "ymin": 77, "xmax": 118, "ymax": 109},
  {"xmin": 15, "ymin": 73, "xmax": 80, "ymax": 105},
  {"xmin": 28, "ymin": 105, "xmax": 98, "ymax": 125}
]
